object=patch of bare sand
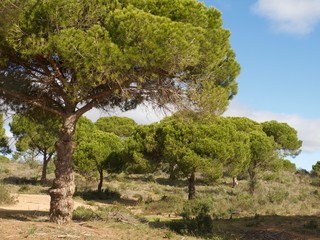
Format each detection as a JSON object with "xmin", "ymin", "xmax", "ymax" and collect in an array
[{"xmin": 0, "ymin": 194, "xmax": 86, "ymax": 212}]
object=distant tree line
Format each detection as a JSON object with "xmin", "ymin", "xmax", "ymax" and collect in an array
[{"xmin": 5, "ymin": 111, "xmax": 303, "ymax": 199}]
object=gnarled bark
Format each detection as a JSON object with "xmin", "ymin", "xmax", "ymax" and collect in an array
[{"xmin": 49, "ymin": 115, "xmax": 77, "ymax": 224}]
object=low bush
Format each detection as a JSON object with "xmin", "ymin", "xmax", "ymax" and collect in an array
[
  {"xmin": 0, "ymin": 184, "xmax": 16, "ymax": 205},
  {"xmin": 73, "ymin": 206, "xmax": 101, "ymax": 221},
  {"xmin": 172, "ymin": 197, "xmax": 215, "ymax": 236},
  {"xmin": 267, "ymin": 188, "xmax": 289, "ymax": 204},
  {"xmin": 0, "ymin": 155, "xmax": 10, "ymax": 163},
  {"xmin": 76, "ymin": 187, "xmax": 121, "ymax": 201},
  {"xmin": 144, "ymin": 195, "xmax": 184, "ymax": 215}
]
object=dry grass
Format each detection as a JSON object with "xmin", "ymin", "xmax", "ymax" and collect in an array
[{"xmin": 1, "ymin": 160, "xmax": 320, "ymax": 239}]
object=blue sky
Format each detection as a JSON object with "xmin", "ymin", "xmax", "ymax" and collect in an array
[
  {"xmin": 201, "ymin": 0, "xmax": 320, "ymax": 170},
  {"xmin": 87, "ymin": 0, "xmax": 320, "ymax": 170}
]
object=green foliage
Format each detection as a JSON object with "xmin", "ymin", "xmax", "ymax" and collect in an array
[
  {"xmin": 312, "ymin": 161, "xmax": 320, "ymax": 176},
  {"xmin": 95, "ymin": 116, "xmax": 137, "ymax": 137},
  {"xmin": 262, "ymin": 120, "xmax": 302, "ymax": 157},
  {"xmin": 0, "ymin": 114, "xmax": 10, "ymax": 154},
  {"xmin": 0, "ymin": 155, "xmax": 10, "ymax": 163},
  {"xmin": 267, "ymin": 188, "xmax": 289, "ymax": 204},
  {"xmin": 10, "ymin": 112, "xmax": 59, "ymax": 183},
  {"xmin": 0, "ymin": 0, "xmax": 240, "ymax": 221},
  {"xmin": 18, "ymin": 185, "xmax": 31, "ymax": 193},
  {"xmin": 170, "ymin": 197, "xmax": 215, "ymax": 236},
  {"xmin": 124, "ymin": 124, "xmax": 160, "ymax": 174},
  {"xmin": 144, "ymin": 195, "xmax": 185, "ymax": 215},
  {"xmin": 73, "ymin": 205, "xmax": 136, "ymax": 223},
  {"xmin": 72, "ymin": 206, "xmax": 101, "ymax": 221},
  {"xmin": 76, "ymin": 188, "xmax": 121, "ymax": 201},
  {"xmin": 10, "ymin": 113, "xmax": 59, "ymax": 153},
  {"xmin": 74, "ymin": 117, "xmax": 123, "ymax": 190},
  {"xmin": 279, "ymin": 159, "xmax": 297, "ymax": 172},
  {"xmin": 0, "ymin": 0, "xmax": 239, "ymax": 115}
]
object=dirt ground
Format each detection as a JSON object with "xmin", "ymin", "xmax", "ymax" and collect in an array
[
  {"xmin": 0, "ymin": 193, "xmax": 196, "ymax": 240},
  {"xmin": 0, "ymin": 194, "xmax": 320, "ymax": 240},
  {"xmin": 0, "ymin": 194, "xmax": 87, "ymax": 211}
]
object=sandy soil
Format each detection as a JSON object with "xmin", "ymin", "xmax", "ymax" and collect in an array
[
  {"xmin": 0, "ymin": 194, "xmax": 197, "ymax": 240},
  {"xmin": 0, "ymin": 193, "xmax": 86, "ymax": 212},
  {"xmin": 0, "ymin": 194, "xmax": 319, "ymax": 240}
]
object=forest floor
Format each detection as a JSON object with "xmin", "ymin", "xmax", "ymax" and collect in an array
[
  {"xmin": 0, "ymin": 193, "xmax": 198, "ymax": 240},
  {"xmin": 0, "ymin": 193, "xmax": 320, "ymax": 240}
]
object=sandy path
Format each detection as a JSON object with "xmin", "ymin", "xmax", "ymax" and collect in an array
[{"xmin": 0, "ymin": 194, "xmax": 86, "ymax": 212}]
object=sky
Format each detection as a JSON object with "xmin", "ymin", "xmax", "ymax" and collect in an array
[
  {"xmin": 203, "ymin": 0, "xmax": 320, "ymax": 170},
  {"xmin": 89, "ymin": 0, "xmax": 320, "ymax": 170},
  {"xmin": 5, "ymin": 0, "xmax": 320, "ymax": 170}
]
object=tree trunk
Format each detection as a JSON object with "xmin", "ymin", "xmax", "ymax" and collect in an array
[
  {"xmin": 188, "ymin": 172, "xmax": 196, "ymax": 200},
  {"xmin": 248, "ymin": 169, "xmax": 256, "ymax": 195},
  {"xmin": 232, "ymin": 176, "xmax": 238, "ymax": 188},
  {"xmin": 169, "ymin": 164, "xmax": 177, "ymax": 181},
  {"xmin": 97, "ymin": 168, "xmax": 103, "ymax": 193},
  {"xmin": 41, "ymin": 151, "xmax": 54, "ymax": 186},
  {"xmin": 41, "ymin": 150, "xmax": 49, "ymax": 185},
  {"xmin": 49, "ymin": 115, "xmax": 77, "ymax": 224}
]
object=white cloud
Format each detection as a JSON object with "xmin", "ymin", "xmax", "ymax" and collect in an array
[
  {"xmin": 252, "ymin": 0, "xmax": 320, "ymax": 34},
  {"xmin": 85, "ymin": 105, "xmax": 169, "ymax": 125},
  {"xmin": 224, "ymin": 101, "xmax": 320, "ymax": 153}
]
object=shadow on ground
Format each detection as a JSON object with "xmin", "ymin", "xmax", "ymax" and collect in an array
[
  {"xmin": 0, "ymin": 209, "xmax": 48, "ymax": 221},
  {"xmin": 150, "ymin": 214, "xmax": 320, "ymax": 240}
]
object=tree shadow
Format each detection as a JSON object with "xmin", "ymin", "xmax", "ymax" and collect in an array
[
  {"xmin": 2, "ymin": 176, "xmax": 40, "ymax": 185},
  {"xmin": 149, "ymin": 214, "xmax": 320, "ymax": 240},
  {"xmin": 0, "ymin": 209, "xmax": 48, "ymax": 222},
  {"xmin": 155, "ymin": 177, "xmax": 187, "ymax": 187},
  {"xmin": 74, "ymin": 188, "xmax": 141, "ymax": 207}
]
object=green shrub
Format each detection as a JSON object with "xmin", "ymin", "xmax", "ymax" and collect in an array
[
  {"xmin": 0, "ymin": 184, "xmax": 15, "ymax": 205},
  {"xmin": 234, "ymin": 192, "xmax": 255, "ymax": 213},
  {"xmin": 144, "ymin": 195, "xmax": 184, "ymax": 215},
  {"xmin": 0, "ymin": 167, "xmax": 10, "ymax": 174},
  {"xmin": 73, "ymin": 206, "xmax": 100, "ymax": 221},
  {"xmin": 76, "ymin": 187, "xmax": 121, "ymax": 201},
  {"xmin": 18, "ymin": 185, "xmax": 31, "ymax": 193},
  {"xmin": 310, "ymin": 177, "xmax": 320, "ymax": 187},
  {"xmin": 176, "ymin": 197, "xmax": 215, "ymax": 235},
  {"xmin": 267, "ymin": 188, "xmax": 289, "ymax": 204},
  {"xmin": 73, "ymin": 205, "xmax": 137, "ymax": 223},
  {"xmin": 0, "ymin": 155, "xmax": 10, "ymax": 163},
  {"xmin": 263, "ymin": 172, "xmax": 279, "ymax": 181}
]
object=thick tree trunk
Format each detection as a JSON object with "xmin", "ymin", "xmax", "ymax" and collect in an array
[
  {"xmin": 232, "ymin": 176, "xmax": 238, "ymax": 188},
  {"xmin": 49, "ymin": 115, "xmax": 77, "ymax": 224},
  {"xmin": 97, "ymin": 168, "xmax": 103, "ymax": 193},
  {"xmin": 188, "ymin": 172, "xmax": 196, "ymax": 200}
]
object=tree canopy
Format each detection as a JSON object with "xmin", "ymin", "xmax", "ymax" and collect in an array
[
  {"xmin": 0, "ymin": 0, "xmax": 239, "ymax": 115},
  {"xmin": 95, "ymin": 116, "xmax": 137, "ymax": 138},
  {"xmin": 74, "ymin": 120, "xmax": 122, "ymax": 193},
  {"xmin": 0, "ymin": 0, "xmax": 240, "ymax": 224},
  {"xmin": 10, "ymin": 112, "xmax": 60, "ymax": 184}
]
